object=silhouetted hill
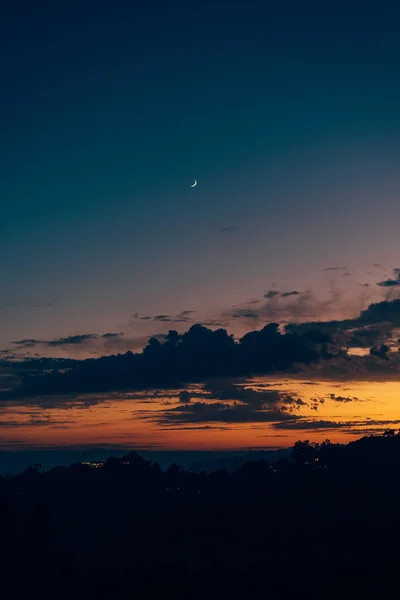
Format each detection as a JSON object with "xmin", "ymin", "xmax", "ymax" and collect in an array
[
  {"xmin": 183, "ymin": 448, "xmax": 291, "ymax": 472},
  {"xmin": 0, "ymin": 448, "xmax": 290, "ymax": 475},
  {"xmin": 2, "ymin": 432, "xmax": 400, "ymax": 598}
]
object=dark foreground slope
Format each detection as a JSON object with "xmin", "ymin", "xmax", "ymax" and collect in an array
[{"xmin": 2, "ymin": 433, "xmax": 400, "ymax": 598}]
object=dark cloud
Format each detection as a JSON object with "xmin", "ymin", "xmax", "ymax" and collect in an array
[
  {"xmin": 153, "ymin": 401, "xmax": 297, "ymax": 425},
  {"xmin": 11, "ymin": 339, "xmax": 39, "ymax": 348},
  {"xmin": 47, "ymin": 334, "xmax": 98, "ymax": 347},
  {"xmin": 301, "ymin": 330, "xmax": 332, "ymax": 344},
  {"xmin": 4, "ymin": 299, "xmax": 400, "ymax": 400},
  {"xmin": 179, "ymin": 390, "xmax": 191, "ymax": 403},
  {"xmin": 132, "ymin": 311, "xmax": 194, "ymax": 323},
  {"xmin": 231, "ymin": 310, "xmax": 259, "ymax": 319},
  {"xmin": 370, "ymin": 344, "xmax": 390, "ymax": 360},
  {"xmin": 357, "ymin": 298, "xmax": 400, "ymax": 326},
  {"xmin": 273, "ymin": 419, "xmax": 349, "ymax": 430},
  {"xmin": 349, "ymin": 328, "xmax": 387, "ymax": 348},
  {"xmin": 264, "ymin": 290, "xmax": 300, "ymax": 299},
  {"xmin": 286, "ymin": 299, "xmax": 400, "ymax": 351},
  {"xmin": 199, "ymin": 319, "xmax": 231, "ymax": 328},
  {"xmin": 329, "ymin": 393, "xmax": 359, "ymax": 403},
  {"xmin": 273, "ymin": 418, "xmax": 400, "ymax": 431},
  {"xmin": 163, "ymin": 425, "xmax": 229, "ymax": 431},
  {"xmin": 102, "ymin": 332, "xmax": 124, "ymax": 339},
  {"xmin": 294, "ymin": 350, "xmax": 400, "ymax": 381},
  {"xmin": 2, "ymin": 323, "xmax": 325, "ymax": 400},
  {"xmin": 0, "ymin": 356, "xmax": 77, "ymax": 376},
  {"xmin": 281, "ymin": 291, "xmax": 300, "ymax": 297},
  {"xmin": 168, "ymin": 311, "xmax": 195, "ymax": 323},
  {"xmin": 377, "ymin": 268, "xmax": 400, "ymax": 288},
  {"xmin": 204, "ymin": 380, "xmax": 284, "ymax": 408},
  {"xmin": 11, "ymin": 333, "xmax": 126, "ymax": 349},
  {"xmin": 151, "ymin": 382, "xmax": 334, "ymax": 426}
]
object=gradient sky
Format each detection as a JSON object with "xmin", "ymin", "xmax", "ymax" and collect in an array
[
  {"xmin": 2, "ymin": 1, "xmax": 400, "ymax": 350},
  {"xmin": 2, "ymin": 2, "xmax": 400, "ymax": 451}
]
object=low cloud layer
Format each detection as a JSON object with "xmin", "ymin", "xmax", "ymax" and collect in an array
[
  {"xmin": 272, "ymin": 418, "xmax": 400, "ymax": 432},
  {"xmin": 148, "ymin": 380, "xmax": 330, "ymax": 426},
  {"xmin": 11, "ymin": 332, "xmax": 124, "ymax": 349},
  {"xmin": 1, "ymin": 322, "xmax": 325, "ymax": 400},
  {"xmin": 2, "ymin": 299, "xmax": 400, "ymax": 403}
]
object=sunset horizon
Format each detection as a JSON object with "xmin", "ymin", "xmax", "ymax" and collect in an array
[{"xmin": 2, "ymin": 4, "xmax": 400, "ymax": 595}]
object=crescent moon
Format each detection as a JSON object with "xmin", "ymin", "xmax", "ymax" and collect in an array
[{"xmin": 190, "ymin": 179, "xmax": 197, "ymax": 187}]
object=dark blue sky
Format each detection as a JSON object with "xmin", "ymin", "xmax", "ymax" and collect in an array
[{"xmin": 2, "ymin": 1, "xmax": 400, "ymax": 355}]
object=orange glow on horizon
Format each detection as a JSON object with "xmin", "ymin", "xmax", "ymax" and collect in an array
[{"xmin": 1, "ymin": 379, "xmax": 400, "ymax": 451}]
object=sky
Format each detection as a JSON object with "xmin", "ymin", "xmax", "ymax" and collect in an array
[{"xmin": 1, "ymin": 2, "xmax": 400, "ymax": 453}]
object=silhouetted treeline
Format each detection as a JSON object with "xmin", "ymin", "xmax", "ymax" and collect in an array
[{"xmin": 2, "ymin": 432, "xmax": 400, "ymax": 598}]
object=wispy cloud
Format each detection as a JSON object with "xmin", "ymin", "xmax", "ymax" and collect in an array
[
  {"xmin": 323, "ymin": 266, "xmax": 350, "ymax": 276},
  {"xmin": 221, "ymin": 225, "xmax": 241, "ymax": 232},
  {"xmin": 131, "ymin": 311, "xmax": 195, "ymax": 323},
  {"xmin": 11, "ymin": 332, "xmax": 124, "ymax": 349}
]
